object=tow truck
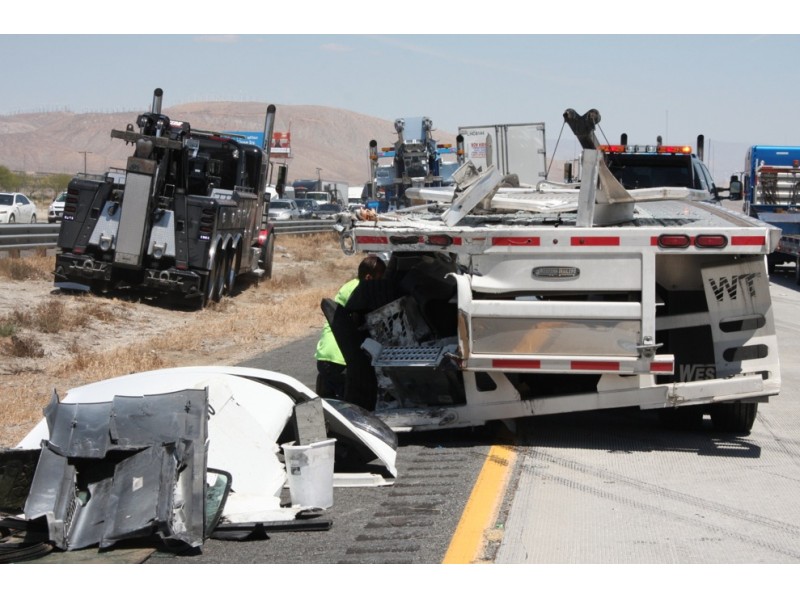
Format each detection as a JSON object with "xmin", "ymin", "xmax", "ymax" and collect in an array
[
  {"xmin": 53, "ymin": 88, "xmax": 278, "ymax": 308},
  {"xmin": 599, "ymin": 134, "xmax": 719, "ymax": 199},
  {"xmin": 332, "ymin": 108, "xmax": 780, "ymax": 434},
  {"xmin": 367, "ymin": 116, "xmax": 461, "ymax": 209}
]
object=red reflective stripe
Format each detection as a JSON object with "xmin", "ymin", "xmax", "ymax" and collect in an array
[
  {"xmin": 650, "ymin": 362, "xmax": 674, "ymax": 373},
  {"xmin": 492, "ymin": 359, "xmax": 541, "ymax": 369},
  {"xmin": 731, "ymin": 235, "xmax": 766, "ymax": 246},
  {"xmin": 492, "ymin": 358, "xmax": 671, "ymax": 373},
  {"xmin": 571, "ymin": 360, "xmax": 620, "ymax": 370},
  {"xmin": 571, "ymin": 236, "xmax": 620, "ymax": 246},
  {"xmin": 356, "ymin": 235, "xmax": 389, "ymax": 244},
  {"xmin": 492, "ymin": 237, "xmax": 540, "ymax": 246}
]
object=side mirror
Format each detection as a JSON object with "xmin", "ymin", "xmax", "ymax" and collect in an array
[{"xmin": 205, "ymin": 469, "xmax": 232, "ymax": 538}]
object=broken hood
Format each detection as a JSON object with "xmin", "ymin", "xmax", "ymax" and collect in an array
[{"xmin": 12, "ymin": 366, "xmax": 397, "ymax": 551}]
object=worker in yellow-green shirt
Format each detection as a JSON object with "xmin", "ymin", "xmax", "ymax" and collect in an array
[{"xmin": 315, "ymin": 255, "xmax": 386, "ymax": 399}]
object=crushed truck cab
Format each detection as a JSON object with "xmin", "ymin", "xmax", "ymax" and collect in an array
[{"xmin": 334, "ymin": 109, "xmax": 781, "ymax": 434}]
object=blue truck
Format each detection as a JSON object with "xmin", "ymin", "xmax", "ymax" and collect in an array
[{"xmin": 742, "ymin": 145, "xmax": 800, "ymax": 279}]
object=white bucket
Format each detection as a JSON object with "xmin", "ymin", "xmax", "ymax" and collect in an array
[{"xmin": 281, "ymin": 438, "xmax": 336, "ymax": 509}]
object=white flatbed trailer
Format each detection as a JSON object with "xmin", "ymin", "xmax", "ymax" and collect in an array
[{"xmin": 332, "ymin": 109, "xmax": 782, "ymax": 434}]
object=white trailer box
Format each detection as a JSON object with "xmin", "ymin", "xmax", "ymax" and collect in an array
[{"xmin": 458, "ymin": 122, "xmax": 546, "ymax": 186}]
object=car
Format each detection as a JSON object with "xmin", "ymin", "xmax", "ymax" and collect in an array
[
  {"xmin": 267, "ymin": 199, "xmax": 301, "ymax": 221},
  {"xmin": 312, "ymin": 203, "xmax": 343, "ymax": 220},
  {"xmin": 48, "ymin": 191, "xmax": 67, "ymax": 223},
  {"xmin": 0, "ymin": 192, "xmax": 37, "ymax": 224},
  {"xmin": 294, "ymin": 198, "xmax": 319, "ymax": 219}
]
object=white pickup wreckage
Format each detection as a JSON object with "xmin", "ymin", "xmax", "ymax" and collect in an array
[
  {"xmin": 331, "ymin": 108, "xmax": 782, "ymax": 435},
  {"xmin": 0, "ymin": 366, "xmax": 397, "ymax": 556}
]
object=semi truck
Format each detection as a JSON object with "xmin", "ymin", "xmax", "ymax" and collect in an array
[
  {"xmin": 331, "ymin": 107, "xmax": 781, "ymax": 434},
  {"xmin": 741, "ymin": 145, "xmax": 800, "ymax": 278},
  {"xmin": 367, "ymin": 116, "xmax": 460, "ymax": 209},
  {"xmin": 53, "ymin": 88, "xmax": 279, "ymax": 308},
  {"xmin": 292, "ymin": 179, "xmax": 348, "ymax": 206}
]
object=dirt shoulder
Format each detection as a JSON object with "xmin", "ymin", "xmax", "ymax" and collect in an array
[{"xmin": 0, "ymin": 234, "xmax": 361, "ymax": 447}]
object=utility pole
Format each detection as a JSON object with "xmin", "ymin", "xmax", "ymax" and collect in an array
[{"xmin": 79, "ymin": 151, "xmax": 92, "ymax": 174}]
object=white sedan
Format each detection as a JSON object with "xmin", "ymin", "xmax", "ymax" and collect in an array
[{"xmin": 0, "ymin": 192, "xmax": 37, "ymax": 224}]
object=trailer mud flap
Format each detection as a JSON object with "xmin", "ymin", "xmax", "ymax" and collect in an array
[{"xmin": 703, "ymin": 257, "xmax": 779, "ymax": 380}]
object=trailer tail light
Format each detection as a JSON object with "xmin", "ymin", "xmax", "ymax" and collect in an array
[
  {"xmin": 427, "ymin": 234, "xmax": 454, "ymax": 247},
  {"xmin": 658, "ymin": 234, "xmax": 691, "ymax": 248},
  {"xmin": 695, "ymin": 234, "xmax": 728, "ymax": 248},
  {"xmin": 257, "ymin": 229, "xmax": 269, "ymax": 245}
]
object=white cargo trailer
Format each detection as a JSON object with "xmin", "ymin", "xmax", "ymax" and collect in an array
[{"xmin": 458, "ymin": 122, "xmax": 547, "ymax": 186}]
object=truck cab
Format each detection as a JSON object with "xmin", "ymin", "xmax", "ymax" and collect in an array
[{"xmin": 600, "ymin": 135, "xmax": 719, "ymax": 200}]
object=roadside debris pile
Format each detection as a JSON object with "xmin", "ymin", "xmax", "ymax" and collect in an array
[{"xmin": 0, "ymin": 367, "xmax": 398, "ymax": 561}]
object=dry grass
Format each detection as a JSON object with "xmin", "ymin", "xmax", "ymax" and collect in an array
[
  {"xmin": 0, "ymin": 254, "xmax": 54, "ymax": 281},
  {"xmin": 0, "ymin": 232, "xmax": 361, "ymax": 447}
]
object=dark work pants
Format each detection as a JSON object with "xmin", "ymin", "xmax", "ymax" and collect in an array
[{"xmin": 316, "ymin": 360, "xmax": 346, "ymax": 400}]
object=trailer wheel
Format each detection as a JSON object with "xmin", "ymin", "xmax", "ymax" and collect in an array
[
  {"xmin": 223, "ymin": 247, "xmax": 236, "ymax": 295},
  {"xmin": 260, "ymin": 234, "xmax": 275, "ymax": 280},
  {"xmin": 211, "ymin": 250, "xmax": 225, "ymax": 303},
  {"xmin": 200, "ymin": 248, "xmax": 223, "ymax": 308},
  {"xmin": 709, "ymin": 401, "xmax": 758, "ymax": 435}
]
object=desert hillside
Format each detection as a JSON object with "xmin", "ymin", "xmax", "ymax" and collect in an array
[{"xmin": 0, "ymin": 102, "xmax": 458, "ymax": 187}]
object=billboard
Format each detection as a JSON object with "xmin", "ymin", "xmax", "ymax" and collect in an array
[{"xmin": 223, "ymin": 131, "xmax": 292, "ymax": 156}]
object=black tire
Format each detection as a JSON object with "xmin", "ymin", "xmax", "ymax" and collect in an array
[
  {"xmin": 200, "ymin": 249, "xmax": 222, "ymax": 308},
  {"xmin": 211, "ymin": 250, "xmax": 225, "ymax": 303},
  {"xmin": 223, "ymin": 248, "xmax": 235, "ymax": 296},
  {"xmin": 710, "ymin": 401, "xmax": 758, "ymax": 435},
  {"xmin": 260, "ymin": 234, "xmax": 275, "ymax": 280},
  {"xmin": 8, "ymin": 214, "xmax": 14, "ymax": 224},
  {"xmin": 30, "ymin": 214, "xmax": 36, "ymax": 224}
]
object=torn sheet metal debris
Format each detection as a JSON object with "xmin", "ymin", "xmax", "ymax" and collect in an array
[{"xmin": 2, "ymin": 366, "xmax": 398, "ymax": 555}]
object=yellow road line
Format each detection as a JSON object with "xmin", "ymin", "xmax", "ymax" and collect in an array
[{"xmin": 442, "ymin": 443, "xmax": 517, "ymax": 564}]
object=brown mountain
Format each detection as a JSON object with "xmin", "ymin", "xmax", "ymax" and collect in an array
[{"xmin": 0, "ymin": 102, "xmax": 457, "ymax": 187}]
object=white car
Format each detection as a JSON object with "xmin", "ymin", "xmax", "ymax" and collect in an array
[
  {"xmin": 268, "ymin": 199, "xmax": 301, "ymax": 221},
  {"xmin": 48, "ymin": 191, "xmax": 67, "ymax": 223},
  {"xmin": 0, "ymin": 192, "xmax": 37, "ymax": 224}
]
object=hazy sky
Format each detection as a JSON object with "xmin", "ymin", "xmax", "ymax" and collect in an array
[{"xmin": 3, "ymin": 5, "xmax": 798, "ymax": 179}]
